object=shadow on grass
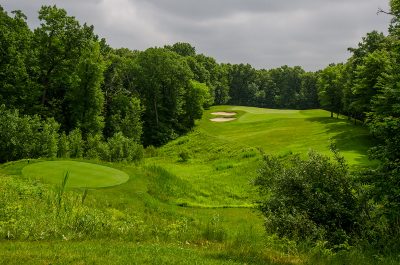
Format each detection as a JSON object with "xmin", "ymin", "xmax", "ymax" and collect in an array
[{"xmin": 305, "ymin": 116, "xmax": 378, "ymax": 165}]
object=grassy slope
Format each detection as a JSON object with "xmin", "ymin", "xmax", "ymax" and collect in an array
[
  {"xmin": 1, "ymin": 106, "xmax": 389, "ymax": 264},
  {"xmin": 201, "ymin": 106, "xmax": 375, "ymax": 165}
]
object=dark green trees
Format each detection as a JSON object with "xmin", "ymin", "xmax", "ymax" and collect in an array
[
  {"xmin": 0, "ymin": 7, "xmax": 36, "ymax": 112},
  {"xmin": 299, "ymin": 72, "xmax": 319, "ymax": 109},
  {"xmin": 227, "ymin": 63, "xmax": 257, "ymax": 106},
  {"xmin": 225, "ymin": 64, "xmax": 318, "ymax": 109},
  {"xmin": 134, "ymin": 48, "xmax": 193, "ymax": 146},
  {"xmin": 364, "ymin": 0, "xmax": 400, "ymax": 233},
  {"xmin": 33, "ymin": 6, "xmax": 106, "ymax": 135},
  {"xmin": 66, "ymin": 41, "xmax": 105, "ymax": 136},
  {"xmin": 255, "ymin": 150, "xmax": 360, "ymax": 246},
  {"xmin": 0, "ymin": 105, "xmax": 59, "ymax": 162},
  {"xmin": 317, "ymin": 64, "xmax": 345, "ymax": 118}
]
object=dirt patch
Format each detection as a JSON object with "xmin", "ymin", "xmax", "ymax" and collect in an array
[
  {"xmin": 210, "ymin": 117, "xmax": 237, "ymax": 122},
  {"xmin": 211, "ymin": 112, "xmax": 237, "ymax": 116}
]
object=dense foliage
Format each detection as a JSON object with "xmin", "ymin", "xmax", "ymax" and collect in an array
[
  {"xmin": 0, "ymin": 4, "xmax": 322, "ymax": 161},
  {"xmin": 0, "ymin": 5, "xmax": 215, "ymax": 161},
  {"xmin": 1, "ymin": 0, "xmax": 400, "ymax": 257},
  {"xmin": 255, "ymin": 149, "xmax": 361, "ymax": 247},
  {"xmin": 254, "ymin": 0, "xmax": 400, "ymax": 251}
]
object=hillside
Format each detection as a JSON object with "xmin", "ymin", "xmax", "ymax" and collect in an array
[{"xmin": 0, "ymin": 106, "xmax": 385, "ymax": 265}]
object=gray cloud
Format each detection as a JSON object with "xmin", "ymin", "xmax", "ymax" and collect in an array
[{"xmin": 0, "ymin": 0, "xmax": 392, "ymax": 70}]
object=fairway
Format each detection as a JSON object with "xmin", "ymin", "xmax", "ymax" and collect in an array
[
  {"xmin": 22, "ymin": 161, "xmax": 129, "ymax": 188},
  {"xmin": 143, "ymin": 105, "xmax": 377, "ymax": 208},
  {"xmin": 199, "ymin": 106, "xmax": 375, "ymax": 165}
]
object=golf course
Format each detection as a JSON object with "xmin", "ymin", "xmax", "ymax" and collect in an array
[
  {"xmin": 0, "ymin": 106, "xmax": 385, "ymax": 265},
  {"xmin": 2, "ymin": 1, "xmax": 400, "ymax": 263}
]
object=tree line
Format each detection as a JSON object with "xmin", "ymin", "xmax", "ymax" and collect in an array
[
  {"xmin": 255, "ymin": 0, "xmax": 400, "ymax": 250},
  {"xmin": 0, "ymin": 5, "xmax": 217, "ymax": 162},
  {"xmin": 316, "ymin": 1, "xmax": 400, "ymax": 247},
  {"xmin": 2, "ymin": 0, "xmax": 400, "ymax": 252},
  {"xmin": 0, "ymin": 4, "xmax": 324, "ymax": 164}
]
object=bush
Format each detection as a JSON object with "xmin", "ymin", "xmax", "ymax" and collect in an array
[
  {"xmin": 97, "ymin": 141, "xmax": 111, "ymax": 162},
  {"xmin": 144, "ymin": 145, "xmax": 158, "ymax": 158},
  {"xmin": 107, "ymin": 132, "xmax": 143, "ymax": 162},
  {"xmin": 57, "ymin": 132, "xmax": 69, "ymax": 158},
  {"xmin": 68, "ymin": 128, "xmax": 84, "ymax": 158},
  {"xmin": 85, "ymin": 133, "xmax": 104, "ymax": 160},
  {"xmin": 254, "ymin": 149, "xmax": 361, "ymax": 247},
  {"xmin": 36, "ymin": 118, "xmax": 59, "ymax": 158},
  {"xmin": 178, "ymin": 150, "xmax": 190, "ymax": 162},
  {"xmin": 0, "ymin": 105, "xmax": 61, "ymax": 162}
]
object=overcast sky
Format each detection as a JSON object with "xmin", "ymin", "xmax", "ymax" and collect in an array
[{"xmin": 0, "ymin": 0, "xmax": 391, "ymax": 71}]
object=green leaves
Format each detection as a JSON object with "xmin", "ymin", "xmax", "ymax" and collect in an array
[
  {"xmin": 317, "ymin": 64, "xmax": 345, "ymax": 118},
  {"xmin": 255, "ymin": 150, "xmax": 360, "ymax": 246},
  {"xmin": 66, "ymin": 41, "xmax": 105, "ymax": 136},
  {"xmin": 134, "ymin": 47, "xmax": 194, "ymax": 146},
  {"xmin": 0, "ymin": 105, "xmax": 60, "ymax": 162}
]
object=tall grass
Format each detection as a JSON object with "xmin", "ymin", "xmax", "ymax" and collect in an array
[
  {"xmin": 0, "ymin": 173, "xmax": 148, "ymax": 241},
  {"xmin": 0, "ymin": 106, "xmax": 398, "ymax": 264}
]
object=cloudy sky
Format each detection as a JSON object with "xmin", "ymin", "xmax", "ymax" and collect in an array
[{"xmin": 0, "ymin": 0, "xmax": 391, "ymax": 71}]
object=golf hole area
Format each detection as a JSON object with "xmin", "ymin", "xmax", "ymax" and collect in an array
[{"xmin": 22, "ymin": 161, "xmax": 129, "ymax": 188}]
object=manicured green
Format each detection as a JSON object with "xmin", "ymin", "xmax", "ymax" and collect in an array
[
  {"xmin": 21, "ymin": 161, "xmax": 129, "ymax": 188},
  {"xmin": 200, "ymin": 106, "xmax": 375, "ymax": 165}
]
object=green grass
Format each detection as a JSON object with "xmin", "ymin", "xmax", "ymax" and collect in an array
[
  {"xmin": 200, "ymin": 106, "xmax": 375, "ymax": 166},
  {"xmin": 21, "ymin": 161, "xmax": 129, "ymax": 188},
  {"xmin": 0, "ymin": 106, "xmax": 389, "ymax": 264},
  {"xmin": 0, "ymin": 240, "xmax": 304, "ymax": 265}
]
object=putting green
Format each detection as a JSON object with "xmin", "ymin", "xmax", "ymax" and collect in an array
[{"xmin": 22, "ymin": 161, "xmax": 129, "ymax": 188}]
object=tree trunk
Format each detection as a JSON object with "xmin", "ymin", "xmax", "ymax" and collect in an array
[
  {"xmin": 331, "ymin": 111, "xmax": 333, "ymax": 118},
  {"xmin": 153, "ymin": 97, "xmax": 159, "ymax": 127}
]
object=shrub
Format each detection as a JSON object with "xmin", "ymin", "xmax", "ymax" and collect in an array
[
  {"xmin": 68, "ymin": 128, "xmax": 84, "ymax": 158},
  {"xmin": 36, "ymin": 118, "xmax": 59, "ymax": 158},
  {"xmin": 0, "ymin": 105, "xmax": 61, "ymax": 162},
  {"xmin": 85, "ymin": 133, "xmax": 104, "ymax": 160},
  {"xmin": 144, "ymin": 145, "xmax": 158, "ymax": 158},
  {"xmin": 254, "ymin": 149, "xmax": 362, "ymax": 247},
  {"xmin": 178, "ymin": 150, "xmax": 190, "ymax": 162},
  {"xmin": 107, "ymin": 132, "xmax": 143, "ymax": 162},
  {"xmin": 58, "ymin": 132, "xmax": 69, "ymax": 158},
  {"xmin": 97, "ymin": 141, "xmax": 111, "ymax": 162}
]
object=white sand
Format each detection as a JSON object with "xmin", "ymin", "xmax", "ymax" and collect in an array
[
  {"xmin": 211, "ymin": 112, "xmax": 237, "ymax": 116},
  {"xmin": 210, "ymin": 117, "xmax": 237, "ymax": 122}
]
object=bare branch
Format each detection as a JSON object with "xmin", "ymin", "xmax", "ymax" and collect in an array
[{"xmin": 377, "ymin": 7, "xmax": 393, "ymax": 16}]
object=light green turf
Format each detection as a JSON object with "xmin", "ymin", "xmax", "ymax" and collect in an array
[
  {"xmin": 0, "ymin": 106, "xmax": 390, "ymax": 264},
  {"xmin": 22, "ymin": 161, "xmax": 129, "ymax": 188},
  {"xmin": 142, "ymin": 106, "xmax": 377, "ymax": 208},
  {"xmin": 199, "ymin": 106, "xmax": 376, "ymax": 165}
]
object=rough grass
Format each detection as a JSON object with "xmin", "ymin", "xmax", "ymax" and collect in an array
[
  {"xmin": 22, "ymin": 160, "xmax": 129, "ymax": 188},
  {"xmin": 0, "ymin": 106, "xmax": 392, "ymax": 264}
]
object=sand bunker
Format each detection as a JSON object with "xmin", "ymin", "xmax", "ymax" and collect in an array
[
  {"xmin": 211, "ymin": 112, "xmax": 237, "ymax": 116},
  {"xmin": 210, "ymin": 117, "xmax": 237, "ymax": 122}
]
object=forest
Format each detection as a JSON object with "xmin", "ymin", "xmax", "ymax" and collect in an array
[{"xmin": 1, "ymin": 1, "xmax": 400, "ymax": 264}]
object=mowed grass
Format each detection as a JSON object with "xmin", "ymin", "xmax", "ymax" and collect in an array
[
  {"xmin": 200, "ymin": 106, "xmax": 375, "ymax": 165},
  {"xmin": 0, "ymin": 106, "xmax": 384, "ymax": 264},
  {"xmin": 21, "ymin": 161, "xmax": 129, "ymax": 188},
  {"xmin": 144, "ymin": 106, "xmax": 376, "ymax": 208}
]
